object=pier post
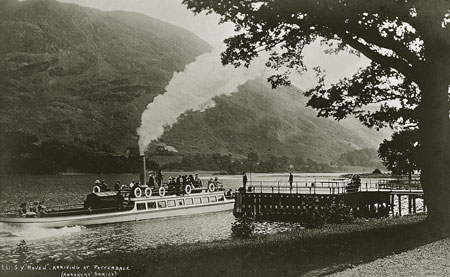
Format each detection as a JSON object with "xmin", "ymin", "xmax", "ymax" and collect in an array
[
  {"xmin": 398, "ymin": 195, "xmax": 402, "ymax": 216},
  {"xmin": 413, "ymin": 196, "xmax": 417, "ymax": 214},
  {"xmin": 390, "ymin": 194, "xmax": 395, "ymax": 214},
  {"xmin": 408, "ymin": 195, "xmax": 412, "ymax": 214}
]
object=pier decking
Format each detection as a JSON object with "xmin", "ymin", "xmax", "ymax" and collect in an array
[{"xmin": 233, "ymin": 179, "xmax": 425, "ymax": 218}]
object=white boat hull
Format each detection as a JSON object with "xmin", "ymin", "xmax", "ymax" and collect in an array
[{"xmin": 0, "ymin": 192, "xmax": 235, "ymax": 228}]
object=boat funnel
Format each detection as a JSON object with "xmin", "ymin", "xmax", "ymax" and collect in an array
[{"xmin": 140, "ymin": 155, "xmax": 147, "ymax": 187}]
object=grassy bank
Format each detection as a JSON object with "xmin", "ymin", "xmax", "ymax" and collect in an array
[{"xmin": 24, "ymin": 214, "xmax": 439, "ymax": 277}]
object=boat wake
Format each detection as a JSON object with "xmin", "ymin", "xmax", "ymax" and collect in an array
[{"xmin": 0, "ymin": 223, "xmax": 84, "ymax": 243}]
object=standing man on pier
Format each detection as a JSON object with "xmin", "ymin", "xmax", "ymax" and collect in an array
[
  {"xmin": 243, "ymin": 172, "xmax": 248, "ymax": 193},
  {"xmin": 289, "ymin": 172, "xmax": 294, "ymax": 190}
]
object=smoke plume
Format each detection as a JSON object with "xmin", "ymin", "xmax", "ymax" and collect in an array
[{"xmin": 137, "ymin": 49, "xmax": 268, "ymax": 154}]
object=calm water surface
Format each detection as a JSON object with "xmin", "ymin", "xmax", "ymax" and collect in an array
[
  {"xmin": 0, "ymin": 172, "xmax": 422, "ymax": 264},
  {"xmin": 0, "ymin": 172, "xmax": 327, "ymax": 264}
]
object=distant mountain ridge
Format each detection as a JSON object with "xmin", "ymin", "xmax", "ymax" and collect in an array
[
  {"xmin": 160, "ymin": 79, "xmax": 389, "ymax": 163},
  {"xmin": 0, "ymin": 0, "xmax": 389, "ymax": 170}
]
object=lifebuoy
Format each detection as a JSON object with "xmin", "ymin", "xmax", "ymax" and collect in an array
[
  {"xmin": 159, "ymin": 187, "xmax": 166, "ymax": 197},
  {"xmin": 134, "ymin": 187, "xmax": 142, "ymax": 198},
  {"xmin": 208, "ymin": 183, "xmax": 216, "ymax": 192},
  {"xmin": 93, "ymin": 186, "xmax": 101, "ymax": 193},
  {"xmin": 184, "ymin": 184, "xmax": 192, "ymax": 194},
  {"xmin": 144, "ymin": 187, "xmax": 152, "ymax": 198}
]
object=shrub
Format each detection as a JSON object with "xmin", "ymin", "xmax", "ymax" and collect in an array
[
  {"xmin": 231, "ymin": 215, "xmax": 255, "ymax": 239},
  {"xmin": 298, "ymin": 197, "xmax": 354, "ymax": 228}
]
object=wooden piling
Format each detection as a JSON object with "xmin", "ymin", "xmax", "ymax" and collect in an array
[{"xmin": 408, "ymin": 195, "xmax": 412, "ymax": 214}]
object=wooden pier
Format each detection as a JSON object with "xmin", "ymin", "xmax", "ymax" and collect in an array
[{"xmin": 233, "ymin": 179, "xmax": 425, "ymax": 218}]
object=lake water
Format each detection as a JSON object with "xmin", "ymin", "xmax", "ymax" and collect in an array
[{"xmin": 0, "ymin": 172, "xmax": 422, "ymax": 264}]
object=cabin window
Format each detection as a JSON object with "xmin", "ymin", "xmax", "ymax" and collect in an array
[
  {"xmin": 136, "ymin": 203, "xmax": 146, "ymax": 211},
  {"xmin": 167, "ymin": 200, "xmax": 176, "ymax": 207},
  {"xmin": 177, "ymin": 199, "xmax": 185, "ymax": 206},
  {"xmin": 147, "ymin": 202, "xmax": 157, "ymax": 209},
  {"xmin": 185, "ymin": 198, "xmax": 194, "ymax": 205},
  {"xmin": 202, "ymin": 197, "xmax": 209, "ymax": 203},
  {"xmin": 218, "ymin": 195, "xmax": 224, "ymax": 201},
  {"xmin": 193, "ymin": 198, "xmax": 201, "ymax": 204},
  {"xmin": 210, "ymin": 196, "xmax": 217, "ymax": 203},
  {"xmin": 158, "ymin": 201, "xmax": 166, "ymax": 208}
]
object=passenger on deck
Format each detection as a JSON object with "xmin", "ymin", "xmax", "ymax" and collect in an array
[
  {"xmin": 156, "ymin": 169, "xmax": 163, "ymax": 186},
  {"xmin": 148, "ymin": 173, "xmax": 155, "ymax": 188},
  {"xmin": 94, "ymin": 179, "xmax": 101, "ymax": 190},
  {"xmin": 18, "ymin": 202, "xmax": 27, "ymax": 216},
  {"xmin": 194, "ymin": 174, "xmax": 202, "ymax": 187},
  {"xmin": 115, "ymin": 180, "xmax": 121, "ymax": 191},
  {"xmin": 38, "ymin": 201, "xmax": 47, "ymax": 215},
  {"xmin": 129, "ymin": 180, "xmax": 136, "ymax": 189},
  {"xmin": 29, "ymin": 201, "xmax": 39, "ymax": 213},
  {"xmin": 168, "ymin": 177, "xmax": 175, "ymax": 191},
  {"xmin": 214, "ymin": 177, "xmax": 221, "ymax": 187},
  {"xmin": 100, "ymin": 180, "xmax": 108, "ymax": 191}
]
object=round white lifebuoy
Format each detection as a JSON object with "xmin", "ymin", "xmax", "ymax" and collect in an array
[
  {"xmin": 208, "ymin": 183, "xmax": 216, "ymax": 192},
  {"xmin": 184, "ymin": 184, "xmax": 192, "ymax": 194},
  {"xmin": 159, "ymin": 187, "xmax": 166, "ymax": 197},
  {"xmin": 134, "ymin": 187, "xmax": 142, "ymax": 198},
  {"xmin": 93, "ymin": 186, "xmax": 101, "ymax": 193},
  {"xmin": 144, "ymin": 187, "xmax": 152, "ymax": 198}
]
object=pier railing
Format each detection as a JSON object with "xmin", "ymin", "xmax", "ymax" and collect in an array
[{"xmin": 246, "ymin": 178, "xmax": 422, "ymax": 195}]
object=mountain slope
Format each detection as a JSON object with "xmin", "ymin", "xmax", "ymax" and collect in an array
[
  {"xmin": 0, "ymin": 0, "xmax": 211, "ymax": 149},
  {"xmin": 159, "ymin": 79, "xmax": 389, "ymax": 163}
]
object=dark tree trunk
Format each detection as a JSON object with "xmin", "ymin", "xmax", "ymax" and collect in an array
[{"xmin": 417, "ymin": 50, "xmax": 450, "ymax": 237}]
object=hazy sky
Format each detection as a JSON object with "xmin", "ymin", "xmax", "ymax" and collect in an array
[{"xmin": 57, "ymin": 0, "xmax": 369, "ymax": 89}]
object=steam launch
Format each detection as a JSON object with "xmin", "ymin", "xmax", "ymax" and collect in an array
[{"xmin": 0, "ymin": 155, "xmax": 234, "ymax": 228}]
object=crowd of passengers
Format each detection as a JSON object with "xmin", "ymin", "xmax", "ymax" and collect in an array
[
  {"xmin": 18, "ymin": 201, "xmax": 47, "ymax": 217},
  {"xmin": 94, "ymin": 171, "xmax": 223, "ymax": 193}
]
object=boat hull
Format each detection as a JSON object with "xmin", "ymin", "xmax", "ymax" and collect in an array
[{"xmin": 0, "ymin": 193, "xmax": 235, "ymax": 228}]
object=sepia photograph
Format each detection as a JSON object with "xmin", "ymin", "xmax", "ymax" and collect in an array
[{"xmin": 0, "ymin": 0, "xmax": 449, "ymax": 276}]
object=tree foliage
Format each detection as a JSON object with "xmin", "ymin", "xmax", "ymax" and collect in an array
[{"xmin": 378, "ymin": 129, "xmax": 420, "ymax": 177}]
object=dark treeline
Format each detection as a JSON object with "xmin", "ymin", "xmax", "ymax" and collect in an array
[
  {"xmin": 338, "ymin": 148, "xmax": 382, "ymax": 168},
  {"xmin": 0, "ymin": 131, "xmax": 151, "ymax": 175},
  {"xmin": 162, "ymin": 152, "xmax": 336, "ymax": 173},
  {"xmin": 0, "ymin": 131, "xmax": 380, "ymax": 175}
]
